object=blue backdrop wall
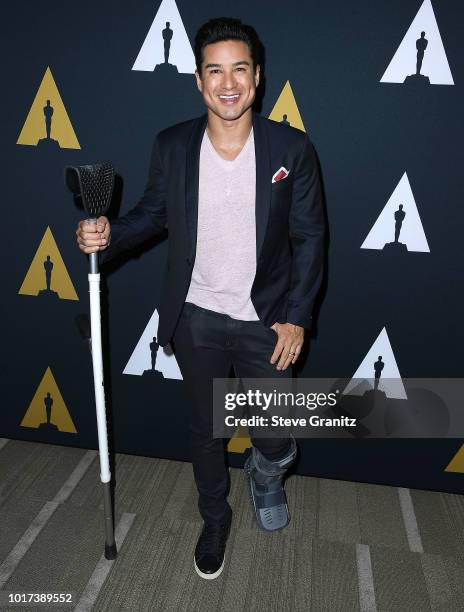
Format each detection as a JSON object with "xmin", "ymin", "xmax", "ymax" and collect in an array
[{"xmin": 1, "ymin": 0, "xmax": 463, "ymax": 493}]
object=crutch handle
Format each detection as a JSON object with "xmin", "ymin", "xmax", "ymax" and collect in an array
[{"xmin": 86, "ymin": 217, "xmax": 99, "ymax": 274}]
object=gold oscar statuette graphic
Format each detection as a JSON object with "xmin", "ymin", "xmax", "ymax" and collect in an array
[
  {"xmin": 17, "ymin": 66, "xmax": 80, "ymax": 150},
  {"xmin": 227, "ymin": 425, "xmax": 252, "ymax": 454},
  {"xmin": 18, "ymin": 226, "xmax": 78, "ymax": 301},
  {"xmin": 445, "ymin": 444, "xmax": 464, "ymax": 474},
  {"xmin": 21, "ymin": 367, "xmax": 77, "ymax": 433},
  {"xmin": 268, "ymin": 80, "xmax": 306, "ymax": 132}
]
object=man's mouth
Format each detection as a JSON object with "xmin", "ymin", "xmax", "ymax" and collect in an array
[{"xmin": 218, "ymin": 94, "xmax": 241, "ymax": 105}]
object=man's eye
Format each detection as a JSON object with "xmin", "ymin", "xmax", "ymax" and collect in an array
[{"xmin": 210, "ymin": 69, "xmax": 220, "ymax": 74}]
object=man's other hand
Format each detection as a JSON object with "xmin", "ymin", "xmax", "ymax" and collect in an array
[{"xmin": 269, "ymin": 322, "xmax": 304, "ymax": 370}]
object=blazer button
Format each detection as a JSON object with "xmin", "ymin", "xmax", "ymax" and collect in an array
[{"xmin": 186, "ymin": 257, "xmax": 192, "ymax": 266}]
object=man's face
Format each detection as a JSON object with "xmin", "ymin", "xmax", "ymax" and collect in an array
[{"xmin": 195, "ymin": 39, "xmax": 260, "ymax": 122}]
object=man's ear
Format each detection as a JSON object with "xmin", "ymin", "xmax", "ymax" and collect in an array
[
  {"xmin": 195, "ymin": 69, "xmax": 203, "ymax": 92},
  {"xmin": 254, "ymin": 64, "xmax": 261, "ymax": 88}
]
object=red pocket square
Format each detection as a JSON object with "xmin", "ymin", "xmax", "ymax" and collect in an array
[{"xmin": 272, "ymin": 166, "xmax": 289, "ymax": 183}]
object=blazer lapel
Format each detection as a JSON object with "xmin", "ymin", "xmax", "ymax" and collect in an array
[
  {"xmin": 252, "ymin": 110, "xmax": 272, "ymax": 262},
  {"xmin": 185, "ymin": 113, "xmax": 208, "ymax": 261},
  {"xmin": 185, "ymin": 110, "xmax": 271, "ymax": 263}
]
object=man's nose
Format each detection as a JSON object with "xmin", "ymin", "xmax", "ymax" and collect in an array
[{"xmin": 221, "ymin": 70, "xmax": 237, "ymax": 89}]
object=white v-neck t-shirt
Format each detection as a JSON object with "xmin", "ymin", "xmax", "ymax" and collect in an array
[{"xmin": 185, "ymin": 127, "xmax": 259, "ymax": 320}]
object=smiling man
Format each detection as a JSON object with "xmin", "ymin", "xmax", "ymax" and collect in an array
[{"xmin": 75, "ymin": 17, "xmax": 325, "ymax": 580}]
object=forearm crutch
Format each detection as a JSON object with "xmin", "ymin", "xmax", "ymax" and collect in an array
[{"xmin": 64, "ymin": 162, "xmax": 117, "ymax": 560}]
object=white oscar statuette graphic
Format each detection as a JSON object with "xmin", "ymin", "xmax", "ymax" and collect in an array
[
  {"xmin": 343, "ymin": 327, "xmax": 407, "ymax": 400},
  {"xmin": 123, "ymin": 308, "xmax": 183, "ymax": 380},
  {"xmin": 361, "ymin": 172, "xmax": 429, "ymax": 253},
  {"xmin": 132, "ymin": 0, "xmax": 195, "ymax": 74},
  {"xmin": 380, "ymin": 0, "xmax": 454, "ymax": 85}
]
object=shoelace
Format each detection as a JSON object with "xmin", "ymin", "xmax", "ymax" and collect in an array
[{"xmin": 197, "ymin": 523, "xmax": 229, "ymax": 557}]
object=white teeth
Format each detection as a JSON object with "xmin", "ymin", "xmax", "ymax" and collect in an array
[{"xmin": 219, "ymin": 95, "xmax": 239, "ymax": 99}]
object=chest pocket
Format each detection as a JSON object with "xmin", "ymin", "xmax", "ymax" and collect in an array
[
  {"xmin": 271, "ymin": 175, "xmax": 291, "ymax": 191},
  {"xmin": 271, "ymin": 172, "xmax": 293, "ymax": 208}
]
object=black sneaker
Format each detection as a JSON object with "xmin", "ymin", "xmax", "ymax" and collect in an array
[{"xmin": 193, "ymin": 521, "xmax": 231, "ymax": 579}]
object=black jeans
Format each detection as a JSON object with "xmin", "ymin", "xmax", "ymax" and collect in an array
[{"xmin": 172, "ymin": 301, "xmax": 293, "ymax": 526}]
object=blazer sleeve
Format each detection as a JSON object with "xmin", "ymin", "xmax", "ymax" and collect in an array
[
  {"xmin": 99, "ymin": 133, "xmax": 167, "ymax": 265},
  {"xmin": 286, "ymin": 134, "xmax": 325, "ymax": 330}
]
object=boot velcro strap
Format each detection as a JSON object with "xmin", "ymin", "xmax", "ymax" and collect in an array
[
  {"xmin": 254, "ymin": 452, "xmax": 295, "ymax": 475},
  {"xmin": 255, "ymin": 490, "xmax": 286, "ymax": 510}
]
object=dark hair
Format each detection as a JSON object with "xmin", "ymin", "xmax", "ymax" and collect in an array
[{"xmin": 194, "ymin": 17, "xmax": 261, "ymax": 74}]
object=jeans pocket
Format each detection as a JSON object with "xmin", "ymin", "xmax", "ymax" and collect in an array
[{"xmin": 261, "ymin": 324, "xmax": 278, "ymax": 347}]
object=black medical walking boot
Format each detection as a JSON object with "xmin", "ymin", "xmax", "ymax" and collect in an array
[
  {"xmin": 194, "ymin": 520, "xmax": 231, "ymax": 579},
  {"xmin": 244, "ymin": 434, "xmax": 297, "ymax": 531}
]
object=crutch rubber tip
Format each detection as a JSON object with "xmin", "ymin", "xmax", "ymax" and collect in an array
[{"xmin": 105, "ymin": 542, "xmax": 118, "ymax": 560}]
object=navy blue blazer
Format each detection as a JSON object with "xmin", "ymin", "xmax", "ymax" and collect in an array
[{"xmin": 99, "ymin": 110, "xmax": 325, "ymax": 347}]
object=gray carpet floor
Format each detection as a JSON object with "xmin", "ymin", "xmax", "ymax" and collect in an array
[{"xmin": 0, "ymin": 438, "xmax": 463, "ymax": 611}]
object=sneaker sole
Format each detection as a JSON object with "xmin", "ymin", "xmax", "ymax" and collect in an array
[{"xmin": 193, "ymin": 554, "xmax": 225, "ymax": 580}]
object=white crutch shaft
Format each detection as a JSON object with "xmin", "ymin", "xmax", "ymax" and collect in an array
[{"xmin": 88, "ymin": 271, "xmax": 111, "ymax": 484}]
